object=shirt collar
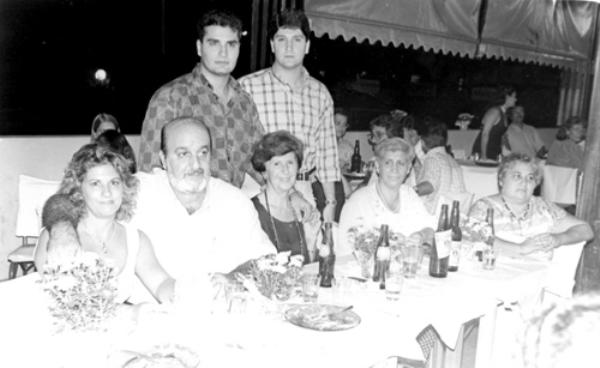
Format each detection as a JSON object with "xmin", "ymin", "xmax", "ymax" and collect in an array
[
  {"xmin": 268, "ymin": 67, "xmax": 310, "ymax": 89},
  {"xmin": 192, "ymin": 63, "xmax": 243, "ymax": 95}
]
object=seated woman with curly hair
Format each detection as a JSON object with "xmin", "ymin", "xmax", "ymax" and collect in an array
[
  {"xmin": 468, "ymin": 153, "xmax": 593, "ymax": 259},
  {"xmin": 34, "ymin": 143, "xmax": 175, "ymax": 303}
]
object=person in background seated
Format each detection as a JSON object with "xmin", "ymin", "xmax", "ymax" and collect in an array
[
  {"xmin": 468, "ymin": 153, "xmax": 593, "ymax": 260},
  {"xmin": 95, "ymin": 130, "xmax": 137, "ymax": 173},
  {"xmin": 130, "ymin": 117, "xmax": 275, "ymax": 282},
  {"xmin": 250, "ymin": 131, "xmax": 319, "ymax": 263},
  {"xmin": 91, "ymin": 113, "xmax": 120, "ymax": 141},
  {"xmin": 504, "ymin": 105, "xmax": 547, "ymax": 159},
  {"xmin": 547, "ymin": 116, "xmax": 587, "ymax": 171},
  {"xmin": 522, "ymin": 295, "xmax": 600, "ymax": 368},
  {"xmin": 34, "ymin": 144, "xmax": 175, "ymax": 304},
  {"xmin": 338, "ymin": 138, "xmax": 434, "ymax": 257},
  {"xmin": 472, "ymin": 86, "xmax": 517, "ymax": 159},
  {"xmin": 415, "ymin": 117, "xmax": 466, "ymax": 214}
]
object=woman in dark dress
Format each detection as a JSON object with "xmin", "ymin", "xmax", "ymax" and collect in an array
[
  {"xmin": 472, "ymin": 86, "xmax": 517, "ymax": 159},
  {"xmin": 251, "ymin": 131, "xmax": 312, "ymax": 263}
]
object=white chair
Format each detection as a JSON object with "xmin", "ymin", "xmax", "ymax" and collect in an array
[
  {"xmin": 542, "ymin": 241, "xmax": 586, "ymax": 304},
  {"xmin": 7, "ymin": 175, "xmax": 60, "ymax": 279}
]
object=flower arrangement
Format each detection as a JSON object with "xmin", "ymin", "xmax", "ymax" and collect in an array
[
  {"xmin": 461, "ymin": 216, "xmax": 493, "ymax": 244},
  {"xmin": 455, "ymin": 113, "xmax": 474, "ymax": 130},
  {"xmin": 38, "ymin": 252, "xmax": 118, "ymax": 332},
  {"xmin": 237, "ymin": 252, "xmax": 303, "ymax": 301},
  {"xmin": 347, "ymin": 224, "xmax": 406, "ymax": 256}
]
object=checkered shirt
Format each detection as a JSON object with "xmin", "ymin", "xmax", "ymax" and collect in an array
[
  {"xmin": 239, "ymin": 68, "xmax": 341, "ymax": 182},
  {"xmin": 138, "ymin": 64, "xmax": 264, "ymax": 188}
]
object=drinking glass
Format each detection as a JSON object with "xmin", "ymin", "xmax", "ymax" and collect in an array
[
  {"xmin": 385, "ymin": 261, "xmax": 404, "ymax": 301},
  {"xmin": 482, "ymin": 246, "xmax": 496, "ymax": 270},
  {"xmin": 301, "ymin": 274, "xmax": 320, "ymax": 302},
  {"xmin": 402, "ymin": 244, "xmax": 420, "ymax": 278}
]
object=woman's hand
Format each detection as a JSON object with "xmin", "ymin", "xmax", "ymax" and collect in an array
[
  {"xmin": 288, "ymin": 190, "xmax": 320, "ymax": 223},
  {"xmin": 519, "ymin": 233, "xmax": 559, "ymax": 255}
]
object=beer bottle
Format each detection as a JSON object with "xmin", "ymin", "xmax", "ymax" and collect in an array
[
  {"xmin": 350, "ymin": 140, "xmax": 362, "ymax": 173},
  {"xmin": 318, "ymin": 222, "xmax": 336, "ymax": 287},
  {"xmin": 429, "ymin": 204, "xmax": 450, "ymax": 278},
  {"xmin": 448, "ymin": 200, "xmax": 461, "ymax": 272},
  {"xmin": 372, "ymin": 224, "xmax": 390, "ymax": 284}
]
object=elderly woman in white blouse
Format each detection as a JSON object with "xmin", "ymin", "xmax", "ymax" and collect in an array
[{"xmin": 338, "ymin": 138, "xmax": 435, "ymax": 256}]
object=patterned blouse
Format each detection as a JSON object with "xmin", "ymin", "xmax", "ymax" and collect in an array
[{"xmin": 469, "ymin": 195, "xmax": 567, "ymax": 259}]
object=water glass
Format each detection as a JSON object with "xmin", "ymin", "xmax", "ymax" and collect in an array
[
  {"xmin": 402, "ymin": 245, "xmax": 420, "ymax": 278},
  {"xmin": 482, "ymin": 246, "xmax": 496, "ymax": 270},
  {"xmin": 385, "ymin": 262, "xmax": 404, "ymax": 301},
  {"xmin": 301, "ymin": 274, "xmax": 320, "ymax": 302}
]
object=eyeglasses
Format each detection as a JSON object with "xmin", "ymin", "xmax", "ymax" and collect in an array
[{"xmin": 506, "ymin": 171, "xmax": 537, "ymax": 184}]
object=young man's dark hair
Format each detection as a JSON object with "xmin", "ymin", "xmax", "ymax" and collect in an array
[
  {"xmin": 196, "ymin": 9, "xmax": 243, "ymax": 41},
  {"xmin": 267, "ymin": 9, "xmax": 311, "ymax": 40},
  {"xmin": 421, "ymin": 117, "xmax": 448, "ymax": 149}
]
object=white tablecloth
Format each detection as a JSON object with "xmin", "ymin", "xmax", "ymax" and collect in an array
[
  {"xmin": 541, "ymin": 165, "xmax": 579, "ymax": 205},
  {"xmin": 459, "ymin": 162, "xmax": 499, "ymax": 201},
  {"xmin": 0, "ymin": 254, "xmax": 548, "ymax": 368}
]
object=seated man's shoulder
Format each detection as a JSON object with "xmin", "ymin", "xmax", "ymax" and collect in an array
[{"xmin": 210, "ymin": 178, "xmax": 252, "ymax": 202}]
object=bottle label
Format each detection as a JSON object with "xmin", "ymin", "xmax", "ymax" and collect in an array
[
  {"xmin": 449, "ymin": 241, "xmax": 461, "ymax": 267},
  {"xmin": 434, "ymin": 230, "xmax": 451, "ymax": 258}
]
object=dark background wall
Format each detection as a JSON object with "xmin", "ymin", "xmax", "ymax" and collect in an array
[{"xmin": 0, "ymin": 0, "xmax": 560, "ymax": 135}]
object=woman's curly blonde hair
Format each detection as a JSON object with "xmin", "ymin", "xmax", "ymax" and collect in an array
[{"xmin": 59, "ymin": 143, "xmax": 139, "ymax": 222}]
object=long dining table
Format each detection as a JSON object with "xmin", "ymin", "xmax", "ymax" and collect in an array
[{"xmin": 0, "ymin": 250, "xmax": 550, "ymax": 368}]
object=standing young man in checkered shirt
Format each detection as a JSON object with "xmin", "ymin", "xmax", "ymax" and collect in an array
[
  {"xmin": 138, "ymin": 10, "xmax": 264, "ymax": 189},
  {"xmin": 240, "ymin": 9, "xmax": 341, "ymax": 223}
]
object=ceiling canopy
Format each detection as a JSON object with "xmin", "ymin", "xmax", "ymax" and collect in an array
[{"xmin": 304, "ymin": 0, "xmax": 597, "ymax": 70}]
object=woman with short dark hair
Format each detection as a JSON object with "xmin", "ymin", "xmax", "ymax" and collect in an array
[{"xmin": 251, "ymin": 131, "xmax": 314, "ymax": 263}]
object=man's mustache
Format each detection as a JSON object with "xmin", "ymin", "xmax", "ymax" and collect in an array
[{"xmin": 185, "ymin": 169, "xmax": 205, "ymax": 177}]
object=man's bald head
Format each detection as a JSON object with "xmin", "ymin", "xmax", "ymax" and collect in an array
[{"xmin": 160, "ymin": 117, "xmax": 212, "ymax": 154}]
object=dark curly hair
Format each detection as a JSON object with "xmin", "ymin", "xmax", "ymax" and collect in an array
[
  {"xmin": 251, "ymin": 130, "xmax": 304, "ymax": 173},
  {"xmin": 59, "ymin": 143, "xmax": 139, "ymax": 222},
  {"xmin": 197, "ymin": 9, "xmax": 243, "ymax": 41},
  {"xmin": 268, "ymin": 9, "xmax": 310, "ymax": 40}
]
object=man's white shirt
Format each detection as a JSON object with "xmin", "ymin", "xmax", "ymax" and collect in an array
[{"xmin": 130, "ymin": 169, "xmax": 275, "ymax": 280}]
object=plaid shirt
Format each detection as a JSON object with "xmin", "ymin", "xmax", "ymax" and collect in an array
[
  {"xmin": 239, "ymin": 68, "xmax": 341, "ymax": 182},
  {"xmin": 138, "ymin": 63, "xmax": 264, "ymax": 188}
]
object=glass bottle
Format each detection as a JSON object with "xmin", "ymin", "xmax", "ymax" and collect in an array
[
  {"xmin": 372, "ymin": 224, "xmax": 390, "ymax": 284},
  {"xmin": 429, "ymin": 204, "xmax": 450, "ymax": 278},
  {"xmin": 482, "ymin": 208, "xmax": 496, "ymax": 270},
  {"xmin": 318, "ymin": 222, "xmax": 336, "ymax": 287},
  {"xmin": 350, "ymin": 140, "xmax": 362, "ymax": 173},
  {"xmin": 448, "ymin": 200, "xmax": 462, "ymax": 272}
]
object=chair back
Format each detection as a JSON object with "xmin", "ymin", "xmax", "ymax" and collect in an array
[
  {"xmin": 541, "ymin": 165, "xmax": 578, "ymax": 205},
  {"xmin": 544, "ymin": 241, "xmax": 586, "ymax": 301},
  {"xmin": 15, "ymin": 175, "xmax": 61, "ymax": 239}
]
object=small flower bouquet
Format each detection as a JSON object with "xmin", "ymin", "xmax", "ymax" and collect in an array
[
  {"xmin": 461, "ymin": 216, "xmax": 493, "ymax": 244},
  {"xmin": 347, "ymin": 224, "xmax": 406, "ymax": 278},
  {"xmin": 38, "ymin": 252, "xmax": 118, "ymax": 332},
  {"xmin": 237, "ymin": 252, "xmax": 303, "ymax": 301}
]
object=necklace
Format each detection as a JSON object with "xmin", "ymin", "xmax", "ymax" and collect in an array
[
  {"xmin": 500, "ymin": 196, "xmax": 531, "ymax": 223},
  {"xmin": 80, "ymin": 222, "xmax": 116, "ymax": 254},
  {"xmin": 376, "ymin": 181, "xmax": 400, "ymax": 213},
  {"xmin": 264, "ymin": 189, "xmax": 307, "ymax": 261}
]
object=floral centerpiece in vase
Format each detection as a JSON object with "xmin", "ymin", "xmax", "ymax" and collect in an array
[
  {"xmin": 461, "ymin": 216, "xmax": 494, "ymax": 260},
  {"xmin": 347, "ymin": 225, "xmax": 406, "ymax": 279},
  {"xmin": 455, "ymin": 113, "xmax": 475, "ymax": 130}
]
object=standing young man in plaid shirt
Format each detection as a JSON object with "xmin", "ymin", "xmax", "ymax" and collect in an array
[
  {"xmin": 240, "ymin": 9, "xmax": 341, "ymax": 223},
  {"xmin": 138, "ymin": 10, "xmax": 264, "ymax": 188}
]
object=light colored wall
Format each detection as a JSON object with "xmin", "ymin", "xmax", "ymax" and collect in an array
[{"xmin": 0, "ymin": 129, "xmax": 555, "ymax": 279}]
